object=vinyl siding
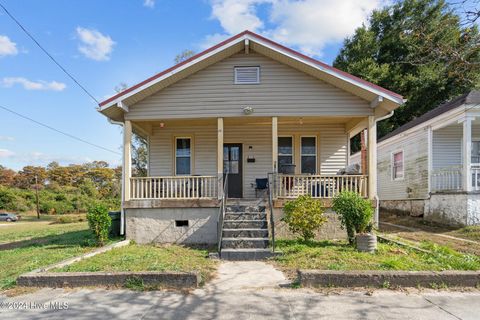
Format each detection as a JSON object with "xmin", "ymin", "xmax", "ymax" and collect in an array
[
  {"xmin": 148, "ymin": 121, "xmax": 348, "ymax": 198},
  {"xmin": 126, "ymin": 53, "xmax": 371, "ymax": 120},
  {"xmin": 377, "ymin": 129, "xmax": 429, "ymax": 200}
]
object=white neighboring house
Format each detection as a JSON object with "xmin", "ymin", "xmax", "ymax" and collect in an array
[{"xmin": 371, "ymin": 91, "xmax": 480, "ymax": 226}]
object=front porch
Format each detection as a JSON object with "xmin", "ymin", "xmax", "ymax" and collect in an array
[{"xmin": 122, "ymin": 115, "xmax": 375, "ymax": 208}]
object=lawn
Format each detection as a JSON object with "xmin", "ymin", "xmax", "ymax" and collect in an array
[
  {"xmin": 273, "ymin": 239, "xmax": 480, "ymax": 276},
  {"xmin": 448, "ymin": 226, "xmax": 480, "ymax": 242},
  {"xmin": 0, "ymin": 227, "xmax": 99, "ymax": 289},
  {"xmin": 0, "ymin": 220, "xmax": 88, "ymax": 244},
  {"xmin": 54, "ymin": 244, "xmax": 217, "ymax": 284}
]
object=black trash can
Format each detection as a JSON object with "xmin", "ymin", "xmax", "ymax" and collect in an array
[{"xmin": 108, "ymin": 211, "xmax": 121, "ymax": 237}]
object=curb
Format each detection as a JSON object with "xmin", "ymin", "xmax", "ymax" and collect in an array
[
  {"xmin": 298, "ymin": 270, "xmax": 480, "ymax": 288},
  {"xmin": 17, "ymin": 271, "xmax": 200, "ymax": 289}
]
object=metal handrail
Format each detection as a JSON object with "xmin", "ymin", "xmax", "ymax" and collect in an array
[
  {"xmin": 217, "ymin": 172, "xmax": 229, "ymax": 253},
  {"xmin": 267, "ymin": 173, "xmax": 276, "ymax": 253}
]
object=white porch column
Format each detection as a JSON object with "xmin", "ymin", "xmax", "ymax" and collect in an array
[
  {"xmin": 463, "ymin": 116, "xmax": 473, "ymax": 192},
  {"xmin": 217, "ymin": 117, "xmax": 224, "ymax": 199},
  {"xmin": 272, "ymin": 116, "xmax": 278, "ymax": 173},
  {"xmin": 123, "ymin": 120, "xmax": 132, "ymax": 201},
  {"xmin": 367, "ymin": 116, "xmax": 377, "ymax": 200}
]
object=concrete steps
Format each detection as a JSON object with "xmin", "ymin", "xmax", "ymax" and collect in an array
[{"xmin": 220, "ymin": 201, "xmax": 273, "ymax": 260}]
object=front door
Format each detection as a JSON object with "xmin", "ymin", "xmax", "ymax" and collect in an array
[{"xmin": 224, "ymin": 144, "xmax": 243, "ymax": 198}]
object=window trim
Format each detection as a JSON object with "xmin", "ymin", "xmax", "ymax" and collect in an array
[
  {"xmin": 300, "ymin": 135, "xmax": 317, "ymax": 174},
  {"xmin": 278, "ymin": 135, "xmax": 294, "ymax": 167},
  {"xmin": 174, "ymin": 136, "xmax": 194, "ymax": 176},
  {"xmin": 391, "ymin": 149, "xmax": 404, "ymax": 181},
  {"xmin": 234, "ymin": 66, "xmax": 260, "ymax": 85}
]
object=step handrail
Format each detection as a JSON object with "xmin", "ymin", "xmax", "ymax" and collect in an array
[
  {"xmin": 267, "ymin": 173, "xmax": 276, "ymax": 253},
  {"xmin": 217, "ymin": 172, "xmax": 229, "ymax": 253}
]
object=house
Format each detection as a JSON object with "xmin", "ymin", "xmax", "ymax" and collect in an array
[
  {"xmin": 373, "ymin": 91, "xmax": 480, "ymax": 226},
  {"xmin": 97, "ymin": 30, "xmax": 404, "ymax": 257}
]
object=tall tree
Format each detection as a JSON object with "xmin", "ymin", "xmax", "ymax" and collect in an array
[{"xmin": 334, "ymin": 0, "xmax": 480, "ymax": 137}]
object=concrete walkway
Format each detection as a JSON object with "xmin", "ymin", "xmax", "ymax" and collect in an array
[{"xmin": 1, "ymin": 261, "xmax": 480, "ymax": 320}]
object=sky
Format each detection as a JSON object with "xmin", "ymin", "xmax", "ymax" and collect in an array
[{"xmin": 0, "ymin": 0, "xmax": 474, "ymax": 170}]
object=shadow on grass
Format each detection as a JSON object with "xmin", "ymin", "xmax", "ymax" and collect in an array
[{"xmin": 0, "ymin": 230, "xmax": 99, "ymax": 251}]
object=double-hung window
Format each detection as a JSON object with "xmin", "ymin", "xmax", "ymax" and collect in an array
[
  {"xmin": 301, "ymin": 137, "xmax": 316, "ymax": 174},
  {"xmin": 175, "ymin": 138, "xmax": 191, "ymax": 175},
  {"xmin": 278, "ymin": 137, "xmax": 294, "ymax": 168},
  {"xmin": 392, "ymin": 150, "xmax": 404, "ymax": 180}
]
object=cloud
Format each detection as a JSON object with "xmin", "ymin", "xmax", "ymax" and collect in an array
[
  {"xmin": 1, "ymin": 77, "xmax": 66, "ymax": 91},
  {"xmin": 0, "ymin": 35, "xmax": 18, "ymax": 57},
  {"xmin": 205, "ymin": 0, "xmax": 384, "ymax": 56},
  {"xmin": 76, "ymin": 27, "xmax": 115, "ymax": 61},
  {"xmin": 143, "ymin": 0, "xmax": 155, "ymax": 8},
  {"xmin": 0, "ymin": 149, "xmax": 15, "ymax": 158},
  {"xmin": 0, "ymin": 136, "xmax": 15, "ymax": 141}
]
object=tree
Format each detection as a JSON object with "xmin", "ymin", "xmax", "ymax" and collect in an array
[
  {"xmin": 174, "ymin": 49, "xmax": 195, "ymax": 64},
  {"xmin": 13, "ymin": 166, "xmax": 47, "ymax": 189},
  {"xmin": 334, "ymin": 0, "xmax": 480, "ymax": 138},
  {"xmin": 0, "ymin": 165, "xmax": 16, "ymax": 187}
]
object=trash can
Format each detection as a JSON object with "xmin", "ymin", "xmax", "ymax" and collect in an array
[{"xmin": 108, "ymin": 211, "xmax": 121, "ymax": 237}]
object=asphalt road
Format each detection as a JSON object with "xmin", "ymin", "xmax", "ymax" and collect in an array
[{"xmin": 1, "ymin": 262, "xmax": 478, "ymax": 320}]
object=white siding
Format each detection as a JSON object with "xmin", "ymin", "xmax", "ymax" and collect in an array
[
  {"xmin": 377, "ymin": 129, "xmax": 429, "ymax": 200},
  {"xmin": 126, "ymin": 53, "xmax": 371, "ymax": 120}
]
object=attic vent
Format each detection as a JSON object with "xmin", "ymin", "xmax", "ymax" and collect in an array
[{"xmin": 234, "ymin": 66, "xmax": 260, "ymax": 84}]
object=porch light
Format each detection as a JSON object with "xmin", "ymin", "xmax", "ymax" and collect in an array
[
  {"xmin": 159, "ymin": 122, "xmax": 165, "ymax": 128},
  {"xmin": 243, "ymin": 106, "xmax": 254, "ymax": 115}
]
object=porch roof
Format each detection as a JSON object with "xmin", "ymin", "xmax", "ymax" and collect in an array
[{"xmin": 98, "ymin": 30, "xmax": 404, "ymax": 122}]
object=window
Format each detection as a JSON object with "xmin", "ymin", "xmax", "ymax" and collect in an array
[
  {"xmin": 278, "ymin": 137, "xmax": 293, "ymax": 168},
  {"xmin": 175, "ymin": 138, "xmax": 191, "ymax": 175},
  {"xmin": 392, "ymin": 150, "xmax": 404, "ymax": 180},
  {"xmin": 472, "ymin": 141, "xmax": 480, "ymax": 164},
  {"xmin": 234, "ymin": 66, "xmax": 260, "ymax": 84},
  {"xmin": 301, "ymin": 137, "xmax": 316, "ymax": 174}
]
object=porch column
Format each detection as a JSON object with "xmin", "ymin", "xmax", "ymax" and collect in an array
[
  {"xmin": 272, "ymin": 116, "xmax": 278, "ymax": 172},
  {"xmin": 217, "ymin": 117, "xmax": 224, "ymax": 199},
  {"xmin": 123, "ymin": 120, "xmax": 132, "ymax": 202},
  {"xmin": 463, "ymin": 116, "xmax": 473, "ymax": 192},
  {"xmin": 367, "ymin": 116, "xmax": 377, "ymax": 199}
]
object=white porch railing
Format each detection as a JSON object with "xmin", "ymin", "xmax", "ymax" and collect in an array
[
  {"xmin": 273, "ymin": 174, "xmax": 368, "ymax": 199},
  {"xmin": 431, "ymin": 166, "xmax": 463, "ymax": 192},
  {"xmin": 431, "ymin": 165, "xmax": 480, "ymax": 192},
  {"xmin": 130, "ymin": 176, "xmax": 218, "ymax": 200}
]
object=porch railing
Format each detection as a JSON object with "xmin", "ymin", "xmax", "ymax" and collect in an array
[
  {"xmin": 130, "ymin": 176, "xmax": 218, "ymax": 199},
  {"xmin": 431, "ymin": 165, "xmax": 480, "ymax": 192},
  {"xmin": 272, "ymin": 174, "xmax": 368, "ymax": 199}
]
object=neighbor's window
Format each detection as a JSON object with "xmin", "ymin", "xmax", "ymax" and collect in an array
[
  {"xmin": 472, "ymin": 141, "xmax": 480, "ymax": 164},
  {"xmin": 234, "ymin": 66, "xmax": 260, "ymax": 84},
  {"xmin": 175, "ymin": 138, "xmax": 191, "ymax": 175},
  {"xmin": 278, "ymin": 137, "xmax": 293, "ymax": 168},
  {"xmin": 301, "ymin": 137, "xmax": 316, "ymax": 174},
  {"xmin": 392, "ymin": 151, "xmax": 404, "ymax": 180}
]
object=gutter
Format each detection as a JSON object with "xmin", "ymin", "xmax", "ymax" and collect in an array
[
  {"xmin": 108, "ymin": 119, "xmax": 125, "ymax": 236},
  {"xmin": 373, "ymin": 110, "xmax": 395, "ymax": 228}
]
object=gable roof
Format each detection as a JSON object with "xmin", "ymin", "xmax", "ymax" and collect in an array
[
  {"xmin": 98, "ymin": 30, "xmax": 404, "ymax": 120},
  {"xmin": 379, "ymin": 90, "xmax": 480, "ymax": 143}
]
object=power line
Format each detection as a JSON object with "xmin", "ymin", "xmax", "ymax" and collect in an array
[
  {"xmin": 0, "ymin": 104, "xmax": 120, "ymax": 155},
  {"xmin": 0, "ymin": 2, "xmax": 99, "ymax": 104}
]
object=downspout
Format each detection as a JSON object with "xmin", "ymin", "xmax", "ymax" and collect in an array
[
  {"xmin": 108, "ymin": 119, "xmax": 125, "ymax": 236},
  {"xmin": 373, "ymin": 110, "xmax": 395, "ymax": 228}
]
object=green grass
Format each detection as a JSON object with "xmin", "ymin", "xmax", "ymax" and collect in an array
[
  {"xmin": 0, "ymin": 228, "xmax": 99, "ymax": 289},
  {"xmin": 274, "ymin": 239, "xmax": 480, "ymax": 272},
  {"xmin": 448, "ymin": 226, "xmax": 480, "ymax": 241},
  {"xmin": 0, "ymin": 220, "xmax": 88, "ymax": 243},
  {"xmin": 54, "ymin": 244, "xmax": 217, "ymax": 283}
]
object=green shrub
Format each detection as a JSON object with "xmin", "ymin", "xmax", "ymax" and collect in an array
[
  {"xmin": 87, "ymin": 204, "xmax": 111, "ymax": 245},
  {"xmin": 332, "ymin": 191, "xmax": 374, "ymax": 245},
  {"xmin": 282, "ymin": 195, "xmax": 327, "ymax": 241}
]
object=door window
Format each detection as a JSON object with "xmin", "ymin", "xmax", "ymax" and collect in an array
[
  {"xmin": 278, "ymin": 137, "xmax": 293, "ymax": 166},
  {"xmin": 224, "ymin": 146, "xmax": 240, "ymax": 174},
  {"xmin": 175, "ymin": 138, "xmax": 191, "ymax": 175},
  {"xmin": 301, "ymin": 137, "xmax": 316, "ymax": 174}
]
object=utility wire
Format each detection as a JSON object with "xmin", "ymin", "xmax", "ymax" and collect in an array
[
  {"xmin": 0, "ymin": 104, "xmax": 120, "ymax": 155},
  {"xmin": 0, "ymin": 2, "xmax": 99, "ymax": 104}
]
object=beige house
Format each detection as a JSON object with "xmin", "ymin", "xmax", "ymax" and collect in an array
[{"xmin": 98, "ymin": 31, "xmax": 403, "ymax": 258}]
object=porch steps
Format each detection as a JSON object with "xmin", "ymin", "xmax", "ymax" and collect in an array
[{"xmin": 220, "ymin": 201, "xmax": 274, "ymax": 260}]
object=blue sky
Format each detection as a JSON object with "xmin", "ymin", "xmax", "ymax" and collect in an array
[{"xmin": 0, "ymin": 0, "xmax": 474, "ymax": 170}]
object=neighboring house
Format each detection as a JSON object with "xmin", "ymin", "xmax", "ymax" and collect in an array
[
  {"xmin": 97, "ymin": 30, "xmax": 404, "ymax": 252},
  {"xmin": 374, "ymin": 91, "xmax": 480, "ymax": 226}
]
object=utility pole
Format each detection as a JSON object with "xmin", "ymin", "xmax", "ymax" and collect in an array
[{"xmin": 35, "ymin": 175, "xmax": 40, "ymax": 219}]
